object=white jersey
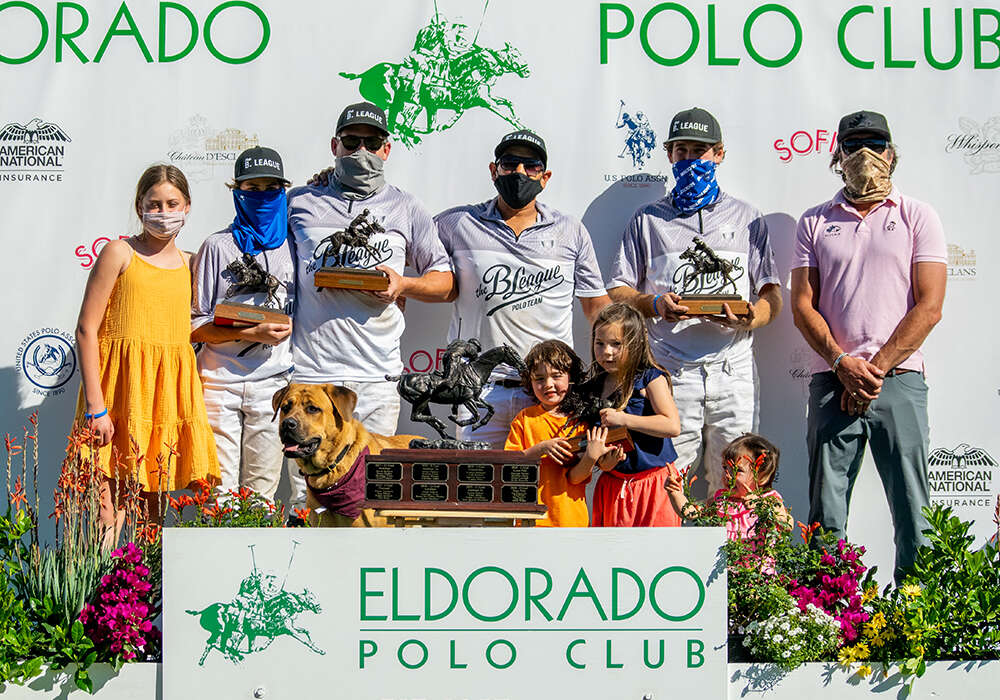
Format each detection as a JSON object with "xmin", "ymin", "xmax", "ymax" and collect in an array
[
  {"xmin": 436, "ymin": 199, "xmax": 606, "ymax": 380},
  {"xmin": 608, "ymin": 192, "xmax": 779, "ymax": 364},
  {"xmin": 191, "ymin": 227, "xmax": 295, "ymax": 384},
  {"xmin": 288, "ymin": 179, "xmax": 451, "ymax": 382}
]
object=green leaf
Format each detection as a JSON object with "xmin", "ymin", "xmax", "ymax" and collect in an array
[
  {"xmin": 74, "ymin": 668, "xmax": 93, "ymax": 694},
  {"xmin": 70, "ymin": 619, "xmax": 84, "ymax": 644}
]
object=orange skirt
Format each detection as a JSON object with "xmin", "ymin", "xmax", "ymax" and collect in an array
[{"xmin": 592, "ymin": 465, "xmax": 681, "ymax": 527}]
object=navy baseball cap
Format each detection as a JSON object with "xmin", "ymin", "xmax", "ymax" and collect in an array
[
  {"xmin": 234, "ymin": 146, "xmax": 290, "ymax": 184},
  {"xmin": 494, "ymin": 129, "xmax": 547, "ymax": 166},
  {"xmin": 665, "ymin": 107, "xmax": 723, "ymax": 145},
  {"xmin": 336, "ymin": 102, "xmax": 390, "ymax": 136},
  {"xmin": 837, "ymin": 110, "xmax": 891, "ymax": 142}
]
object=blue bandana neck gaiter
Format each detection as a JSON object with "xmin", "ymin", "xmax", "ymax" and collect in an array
[
  {"xmin": 231, "ymin": 188, "xmax": 288, "ymax": 255},
  {"xmin": 670, "ymin": 158, "xmax": 720, "ymax": 214}
]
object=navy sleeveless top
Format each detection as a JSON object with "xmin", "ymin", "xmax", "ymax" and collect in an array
[{"xmin": 614, "ymin": 367, "xmax": 679, "ymax": 474}]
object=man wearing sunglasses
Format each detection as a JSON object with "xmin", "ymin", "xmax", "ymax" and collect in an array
[
  {"xmin": 436, "ymin": 129, "xmax": 610, "ymax": 447},
  {"xmin": 790, "ymin": 110, "xmax": 947, "ymax": 582},
  {"xmin": 285, "ymin": 102, "xmax": 453, "ymax": 512},
  {"xmin": 607, "ymin": 107, "xmax": 782, "ymax": 498}
]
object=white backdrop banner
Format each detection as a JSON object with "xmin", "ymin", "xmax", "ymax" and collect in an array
[
  {"xmin": 164, "ymin": 528, "xmax": 727, "ymax": 699},
  {"xmin": 2, "ymin": 1, "xmax": 999, "ymax": 580}
]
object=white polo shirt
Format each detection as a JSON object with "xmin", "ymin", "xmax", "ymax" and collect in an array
[
  {"xmin": 436, "ymin": 198, "xmax": 607, "ymax": 380},
  {"xmin": 608, "ymin": 192, "xmax": 779, "ymax": 364},
  {"xmin": 288, "ymin": 180, "xmax": 451, "ymax": 382}
]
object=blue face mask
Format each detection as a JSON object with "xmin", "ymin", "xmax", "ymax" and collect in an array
[
  {"xmin": 670, "ymin": 158, "xmax": 720, "ymax": 214},
  {"xmin": 231, "ymin": 187, "xmax": 288, "ymax": 255}
]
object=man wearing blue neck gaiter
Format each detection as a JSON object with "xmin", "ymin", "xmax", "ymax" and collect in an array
[
  {"xmin": 191, "ymin": 147, "xmax": 297, "ymax": 504},
  {"xmin": 607, "ymin": 107, "xmax": 783, "ymax": 499}
]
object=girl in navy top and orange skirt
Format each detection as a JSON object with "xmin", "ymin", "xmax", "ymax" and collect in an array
[{"xmin": 586, "ymin": 303, "xmax": 682, "ymax": 527}]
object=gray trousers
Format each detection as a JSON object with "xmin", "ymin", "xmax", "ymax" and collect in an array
[{"xmin": 806, "ymin": 371, "xmax": 930, "ymax": 582}]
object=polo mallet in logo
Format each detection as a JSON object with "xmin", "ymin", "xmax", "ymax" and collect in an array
[
  {"xmin": 248, "ymin": 544, "xmax": 258, "ymax": 575},
  {"xmin": 281, "ymin": 540, "xmax": 301, "ymax": 591}
]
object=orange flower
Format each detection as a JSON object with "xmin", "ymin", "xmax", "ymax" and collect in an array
[
  {"xmin": 28, "ymin": 412, "xmax": 38, "ymax": 426},
  {"xmin": 292, "ymin": 507, "xmax": 312, "ymax": 521},
  {"xmin": 136, "ymin": 523, "xmax": 161, "ymax": 544},
  {"xmin": 10, "ymin": 476, "xmax": 27, "ymax": 509},
  {"xmin": 797, "ymin": 520, "xmax": 821, "ymax": 543},
  {"xmin": 5, "ymin": 434, "xmax": 22, "ymax": 456}
]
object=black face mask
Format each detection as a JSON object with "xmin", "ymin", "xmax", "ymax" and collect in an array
[{"xmin": 493, "ymin": 172, "xmax": 543, "ymax": 209}]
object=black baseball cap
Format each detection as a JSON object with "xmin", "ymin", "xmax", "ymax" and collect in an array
[
  {"xmin": 838, "ymin": 110, "xmax": 891, "ymax": 142},
  {"xmin": 234, "ymin": 146, "xmax": 290, "ymax": 184},
  {"xmin": 494, "ymin": 129, "xmax": 547, "ymax": 166},
  {"xmin": 665, "ymin": 107, "xmax": 723, "ymax": 145},
  {"xmin": 336, "ymin": 102, "xmax": 390, "ymax": 136}
]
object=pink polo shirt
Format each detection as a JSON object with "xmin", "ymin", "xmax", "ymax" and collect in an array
[{"xmin": 793, "ymin": 187, "xmax": 946, "ymax": 374}]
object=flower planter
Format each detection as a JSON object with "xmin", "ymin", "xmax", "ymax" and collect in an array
[
  {"xmin": 729, "ymin": 660, "xmax": 1000, "ymax": 698},
  {"xmin": 0, "ymin": 663, "xmax": 160, "ymax": 699}
]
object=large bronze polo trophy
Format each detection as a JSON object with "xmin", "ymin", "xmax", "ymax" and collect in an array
[{"xmin": 366, "ymin": 341, "xmax": 547, "ymax": 519}]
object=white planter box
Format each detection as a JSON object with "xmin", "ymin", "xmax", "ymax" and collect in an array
[
  {"xmin": 0, "ymin": 663, "xmax": 160, "ymax": 699},
  {"xmin": 729, "ymin": 660, "xmax": 1000, "ymax": 698},
  {"xmin": 2, "ymin": 660, "xmax": 996, "ymax": 698}
]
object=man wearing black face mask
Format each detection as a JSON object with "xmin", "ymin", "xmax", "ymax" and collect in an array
[
  {"xmin": 436, "ymin": 129, "xmax": 610, "ymax": 447},
  {"xmin": 286, "ymin": 102, "xmax": 453, "ymax": 512}
]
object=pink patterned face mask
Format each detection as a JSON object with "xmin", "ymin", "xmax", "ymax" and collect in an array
[{"xmin": 141, "ymin": 211, "xmax": 186, "ymax": 240}]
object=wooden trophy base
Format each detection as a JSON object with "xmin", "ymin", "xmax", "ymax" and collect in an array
[
  {"xmin": 213, "ymin": 302, "xmax": 290, "ymax": 328},
  {"xmin": 314, "ymin": 267, "xmax": 389, "ymax": 291},
  {"xmin": 364, "ymin": 449, "xmax": 546, "ymax": 516},
  {"xmin": 565, "ymin": 425, "xmax": 634, "ymax": 454},
  {"xmin": 678, "ymin": 295, "xmax": 750, "ymax": 316}
]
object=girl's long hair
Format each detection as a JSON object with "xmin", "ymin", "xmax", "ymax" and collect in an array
[
  {"xmin": 133, "ymin": 164, "xmax": 191, "ymax": 219},
  {"xmin": 587, "ymin": 302, "xmax": 666, "ymax": 410}
]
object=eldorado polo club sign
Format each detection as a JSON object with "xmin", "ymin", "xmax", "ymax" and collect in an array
[{"xmin": 164, "ymin": 528, "xmax": 727, "ymax": 699}]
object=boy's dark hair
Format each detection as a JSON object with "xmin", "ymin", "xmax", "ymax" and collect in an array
[
  {"xmin": 520, "ymin": 339, "xmax": 583, "ymax": 398},
  {"xmin": 722, "ymin": 433, "xmax": 781, "ymax": 490}
]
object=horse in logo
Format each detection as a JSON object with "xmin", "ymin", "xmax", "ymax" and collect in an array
[
  {"xmin": 616, "ymin": 102, "xmax": 656, "ymax": 168},
  {"xmin": 187, "ymin": 544, "xmax": 324, "ymax": 665},
  {"xmin": 28, "ymin": 342, "xmax": 70, "ymax": 378},
  {"xmin": 340, "ymin": 10, "xmax": 529, "ymax": 147}
]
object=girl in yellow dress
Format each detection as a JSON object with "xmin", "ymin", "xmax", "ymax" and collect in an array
[{"xmin": 75, "ymin": 165, "xmax": 219, "ymax": 527}]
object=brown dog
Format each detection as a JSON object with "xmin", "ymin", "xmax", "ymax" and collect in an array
[{"xmin": 273, "ymin": 383, "xmax": 418, "ymax": 527}]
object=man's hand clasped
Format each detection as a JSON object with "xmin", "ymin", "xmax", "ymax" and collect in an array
[{"xmin": 835, "ymin": 354, "xmax": 884, "ymax": 416}]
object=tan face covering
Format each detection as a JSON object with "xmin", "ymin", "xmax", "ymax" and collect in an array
[{"xmin": 840, "ymin": 147, "xmax": 892, "ymax": 204}]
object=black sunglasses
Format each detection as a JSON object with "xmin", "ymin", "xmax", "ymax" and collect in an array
[
  {"xmin": 841, "ymin": 137, "xmax": 889, "ymax": 155},
  {"xmin": 496, "ymin": 155, "xmax": 545, "ymax": 176},
  {"xmin": 338, "ymin": 134, "xmax": 387, "ymax": 152}
]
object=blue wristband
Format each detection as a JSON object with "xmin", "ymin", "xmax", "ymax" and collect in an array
[
  {"xmin": 652, "ymin": 294, "xmax": 663, "ymax": 316},
  {"xmin": 84, "ymin": 408, "xmax": 108, "ymax": 420}
]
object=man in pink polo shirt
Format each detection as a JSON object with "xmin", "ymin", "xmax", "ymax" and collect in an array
[{"xmin": 790, "ymin": 110, "xmax": 947, "ymax": 582}]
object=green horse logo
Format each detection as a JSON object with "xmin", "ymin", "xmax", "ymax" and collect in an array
[
  {"xmin": 340, "ymin": 6, "xmax": 529, "ymax": 147},
  {"xmin": 187, "ymin": 542, "xmax": 325, "ymax": 665}
]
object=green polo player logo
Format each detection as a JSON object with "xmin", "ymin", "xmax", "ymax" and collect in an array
[
  {"xmin": 339, "ymin": 2, "xmax": 529, "ymax": 147},
  {"xmin": 187, "ymin": 542, "xmax": 325, "ymax": 665}
]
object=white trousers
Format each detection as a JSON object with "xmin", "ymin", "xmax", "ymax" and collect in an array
[
  {"xmin": 202, "ymin": 375, "xmax": 289, "ymax": 502},
  {"xmin": 285, "ymin": 379, "xmax": 401, "ymax": 509},
  {"xmin": 456, "ymin": 382, "xmax": 535, "ymax": 449},
  {"xmin": 657, "ymin": 349, "xmax": 759, "ymax": 496}
]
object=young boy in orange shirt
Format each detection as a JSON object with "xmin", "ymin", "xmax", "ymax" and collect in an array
[{"xmin": 505, "ymin": 340, "xmax": 622, "ymax": 526}]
